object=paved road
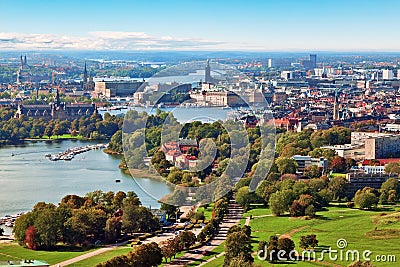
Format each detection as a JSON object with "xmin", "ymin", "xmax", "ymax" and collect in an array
[{"xmin": 165, "ymin": 199, "xmax": 243, "ymax": 266}]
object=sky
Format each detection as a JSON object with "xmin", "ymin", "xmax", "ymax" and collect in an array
[{"xmin": 0, "ymin": 0, "xmax": 400, "ymax": 51}]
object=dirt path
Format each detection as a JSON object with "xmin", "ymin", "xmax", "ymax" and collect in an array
[{"xmin": 280, "ymin": 226, "xmax": 309, "ymax": 238}]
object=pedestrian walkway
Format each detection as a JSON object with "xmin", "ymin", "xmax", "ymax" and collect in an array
[{"xmin": 165, "ymin": 198, "xmax": 243, "ymax": 266}]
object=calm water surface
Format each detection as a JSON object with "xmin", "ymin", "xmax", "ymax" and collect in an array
[{"xmin": 0, "ymin": 140, "xmax": 173, "ymax": 221}]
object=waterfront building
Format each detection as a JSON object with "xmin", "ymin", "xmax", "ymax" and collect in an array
[
  {"xmin": 94, "ymin": 80, "xmax": 145, "ymax": 98},
  {"xmin": 15, "ymin": 90, "xmax": 97, "ymax": 120}
]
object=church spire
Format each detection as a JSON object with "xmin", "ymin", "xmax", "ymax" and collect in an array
[
  {"xmin": 55, "ymin": 89, "xmax": 61, "ymax": 107},
  {"xmin": 83, "ymin": 61, "xmax": 88, "ymax": 84}
]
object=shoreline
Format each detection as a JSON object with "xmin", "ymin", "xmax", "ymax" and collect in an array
[
  {"xmin": 123, "ymin": 167, "xmax": 166, "ymax": 181},
  {"xmin": 0, "ymin": 137, "xmax": 109, "ymax": 146},
  {"xmin": 103, "ymin": 148, "xmax": 167, "ymax": 181}
]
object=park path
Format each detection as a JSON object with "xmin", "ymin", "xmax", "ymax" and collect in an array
[
  {"xmin": 164, "ymin": 198, "xmax": 243, "ymax": 266},
  {"xmin": 280, "ymin": 225, "xmax": 309, "ymax": 239},
  {"xmin": 196, "ymin": 212, "xmax": 251, "ymax": 267},
  {"xmin": 50, "ymin": 241, "xmax": 129, "ymax": 267}
]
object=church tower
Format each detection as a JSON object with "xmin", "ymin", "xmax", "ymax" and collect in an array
[
  {"xmin": 83, "ymin": 61, "xmax": 88, "ymax": 84},
  {"xmin": 333, "ymin": 89, "xmax": 339, "ymax": 120},
  {"xmin": 55, "ymin": 89, "xmax": 61, "ymax": 107},
  {"xmin": 205, "ymin": 59, "xmax": 212, "ymax": 83}
]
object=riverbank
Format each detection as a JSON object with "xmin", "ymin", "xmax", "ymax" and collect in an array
[
  {"xmin": 124, "ymin": 168, "xmax": 163, "ymax": 180},
  {"xmin": 103, "ymin": 148, "xmax": 122, "ymax": 155},
  {"xmin": 1, "ymin": 134, "xmax": 109, "ymax": 146}
]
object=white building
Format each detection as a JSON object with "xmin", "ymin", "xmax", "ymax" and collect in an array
[
  {"xmin": 383, "ymin": 69, "xmax": 394, "ymax": 80},
  {"xmin": 292, "ymin": 155, "xmax": 328, "ymax": 174},
  {"xmin": 281, "ymin": 71, "xmax": 293, "ymax": 80},
  {"xmin": 268, "ymin": 58, "xmax": 273, "ymax": 68}
]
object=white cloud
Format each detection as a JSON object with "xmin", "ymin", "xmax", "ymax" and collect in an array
[{"xmin": 0, "ymin": 31, "xmax": 226, "ymax": 50}]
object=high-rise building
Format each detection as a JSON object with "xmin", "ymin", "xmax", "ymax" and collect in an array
[
  {"xmin": 268, "ymin": 58, "xmax": 273, "ymax": 68},
  {"xmin": 310, "ymin": 54, "xmax": 317, "ymax": 68},
  {"xmin": 383, "ymin": 69, "xmax": 394, "ymax": 80}
]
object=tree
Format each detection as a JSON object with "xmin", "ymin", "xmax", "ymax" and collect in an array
[
  {"xmin": 105, "ymin": 217, "xmax": 120, "ymax": 243},
  {"xmin": 277, "ymin": 237, "xmax": 295, "ymax": 258},
  {"xmin": 108, "ymin": 130, "xmax": 123, "ymax": 153},
  {"xmin": 24, "ymin": 226, "xmax": 37, "ymax": 250},
  {"xmin": 44, "ymin": 124, "xmax": 53, "ymax": 139},
  {"xmin": 52, "ymin": 123, "xmax": 64, "ymax": 137},
  {"xmin": 266, "ymin": 235, "xmax": 279, "ymax": 262},
  {"xmin": 330, "ymin": 156, "xmax": 347, "ymax": 173},
  {"xmin": 130, "ymin": 242, "xmax": 162, "ymax": 267},
  {"xmin": 354, "ymin": 189, "xmax": 378, "ymax": 210},
  {"xmin": 299, "ymin": 234, "xmax": 319, "ymax": 249},
  {"xmin": 160, "ymin": 203, "xmax": 177, "ymax": 220},
  {"xmin": 329, "ymin": 176, "xmax": 348, "ymax": 200},
  {"xmin": 269, "ymin": 191, "xmax": 290, "ymax": 216},
  {"xmin": 304, "ymin": 204, "xmax": 316, "ymax": 217},
  {"xmin": 177, "ymin": 231, "xmax": 196, "ymax": 249},
  {"xmin": 384, "ymin": 162, "xmax": 400, "ymax": 175},
  {"xmin": 167, "ymin": 167, "xmax": 183, "ymax": 184},
  {"xmin": 122, "ymin": 205, "xmax": 159, "ymax": 233},
  {"xmin": 160, "ymin": 239, "xmax": 176, "ymax": 262},
  {"xmin": 61, "ymin": 194, "xmax": 86, "ymax": 209},
  {"xmin": 34, "ymin": 207, "xmax": 62, "ymax": 248},
  {"xmin": 290, "ymin": 200, "xmax": 305, "ymax": 217},
  {"xmin": 224, "ymin": 230, "xmax": 253, "ymax": 266},
  {"xmin": 275, "ymin": 157, "xmax": 297, "ymax": 175},
  {"xmin": 64, "ymin": 208, "xmax": 107, "ymax": 245},
  {"xmin": 303, "ymin": 165, "xmax": 321, "ymax": 179},
  {"xmin": 113, "ymin": 191, "xmax": 127, "ymax": 210},
  {"xmin": 13, "ymin": 213, "xmax": 35, "ymax": 246},
  {"xmin": 379, "ymin": 178, "xmax": 399, "ymax": 203},
  {"xmin": 227, "ymin": 255, "xmax": 256, "ymax": 267},
  {"xmin": 235, "ymin": 186, "xmax": 254, "ymax": 212}
]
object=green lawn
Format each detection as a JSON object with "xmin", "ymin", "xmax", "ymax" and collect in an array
[
  {"xmin": 243, "ymin": 205, "xmax": 271, "ymax": 218},
  {"xmin": 330, "ymin": 173, "xmax": 346, "ymax": 178},
  {"xmin": 204, "ymin": 205, "xmax": 400, "ymax": 267},
  {"xmin": 65, "ymin": 247, "xmax": 133, "ymax": 267},
  {"xmin": 0, "ymin": 243, "xmax": 97, "ymax": 265},
  {"xmin": 197, "ymin": 204, "xmax": 214, "ymax": 221}
]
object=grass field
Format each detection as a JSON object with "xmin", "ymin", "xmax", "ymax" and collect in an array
[
  {"xmin": 0, "ymin": 243, "xmax": 97, "ymax": 265},
  {"xmin": 65, "ymin": 247, "xmax": 133, "ymax": 267},
  {"xmin": 204, "ymin": 205, "xmax": 400, "ymax": 267},
  {"xmin": 197, "ymin": 204, "xmax": 214, "ymax": 221}
]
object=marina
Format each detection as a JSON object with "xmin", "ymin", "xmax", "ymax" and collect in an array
[
  {"xmin": 0, "ymin": 213, "xmax": 24, "ymax": 228},
  {"xmin": 47, "ymin": 143, "xmax": 108, "ymax": 161}
]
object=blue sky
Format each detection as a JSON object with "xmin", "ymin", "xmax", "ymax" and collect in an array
[{"xmin": 0, "ymin": 0, "xmax": 399, "ymax": 51}]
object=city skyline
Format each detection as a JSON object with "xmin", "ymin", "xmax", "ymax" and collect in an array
[{"xmin": 1, "ymin": 0, "xmax": 400, "ymax": 52}]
